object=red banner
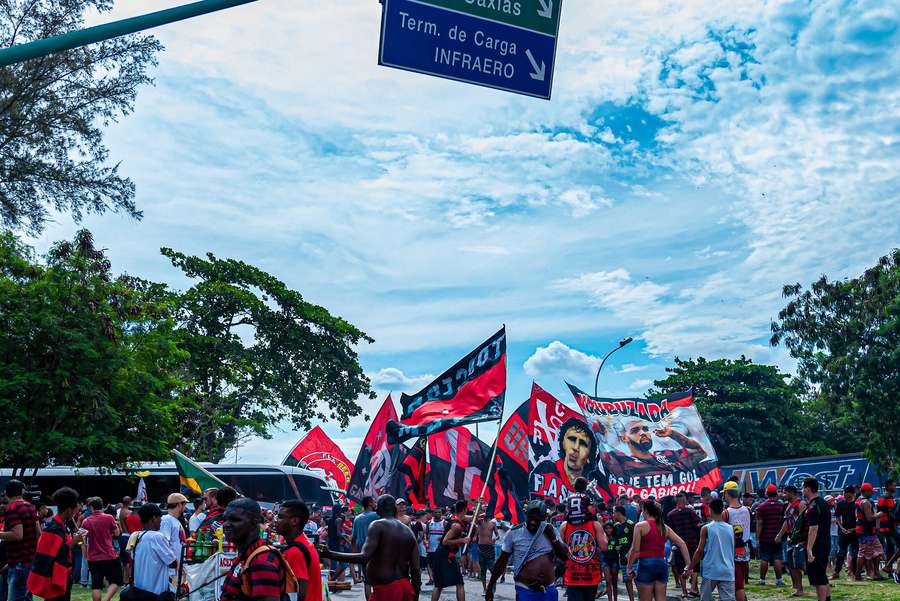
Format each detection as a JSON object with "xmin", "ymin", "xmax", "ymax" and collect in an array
[
  {"xmin": 528, "ymin": 383, "xmax": 597, "ymax": 502},
  {"xmin": 347, "ymin": 395, "xmax": 403, "ymax": 502},
  {"xmin": 283, "ymin": 425, "xmax": 354, "ymax": 493}
]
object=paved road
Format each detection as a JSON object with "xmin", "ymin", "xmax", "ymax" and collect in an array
[{"xmin": 328, "ymin": 576, "xmax": 683, "ymax": 600}]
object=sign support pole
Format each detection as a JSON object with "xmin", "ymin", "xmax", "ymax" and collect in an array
[{"xmin": 0, "ymin": 0, "xmax": 260, "ymax": 67}]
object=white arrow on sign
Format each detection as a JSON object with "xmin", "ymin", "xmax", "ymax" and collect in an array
[
  {"xmin": 525, "ymin": 49, "xmax": 546, "ymax": 81},
  {"xmin": 537, "ymin": 0, "xmax": 553, "ymax": 19}
]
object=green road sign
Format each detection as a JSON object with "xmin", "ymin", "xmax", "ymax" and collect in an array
[{"xmin": 415, "ymin": 0, "xmax": 561, "ymax": 36}]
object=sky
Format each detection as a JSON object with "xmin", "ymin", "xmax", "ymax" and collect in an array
[{"xmin": 26, "ymin": 0, "xmax": 900, "ymax": 465}]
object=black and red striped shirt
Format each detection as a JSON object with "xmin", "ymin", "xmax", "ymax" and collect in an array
[
  {"xmin": 755, "ymin": 499, "xmax": 786, "ymax": 544},
  {"xmin": 220, "ymin": 539, "xmax": 285, "ymax": 601},
  {"xmin": 4, "ymin": 499, "xmax": 39, "ymax": 566}
]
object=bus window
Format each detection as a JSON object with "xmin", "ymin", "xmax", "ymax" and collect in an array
[
  {"xmin": 290, "ymin": 474, "xmax": 333, "ymax": 507},
  {"xmin": 218, "ymin": 474, "xmax": 290, "ymax": 502}
]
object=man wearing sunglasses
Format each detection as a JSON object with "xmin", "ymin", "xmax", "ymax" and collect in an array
[{"xmin": 601, "ymin": 420, "xmax": 708, "ymax": 482}]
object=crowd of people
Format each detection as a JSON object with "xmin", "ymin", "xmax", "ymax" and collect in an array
[{"xmin": 1, "ymin": 475, "xmax": 899, "ymax": 601}]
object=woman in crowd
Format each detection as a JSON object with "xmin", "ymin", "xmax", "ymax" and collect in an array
[{"xmin": 627, "ymin": 500, "xmax": 692, "ymax": 601}]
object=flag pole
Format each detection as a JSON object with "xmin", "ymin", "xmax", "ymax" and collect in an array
[{"xmin": 462, "ymin": 421, "xmax": 502, "ymax": 554}]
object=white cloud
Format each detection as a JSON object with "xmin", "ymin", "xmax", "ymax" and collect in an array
[
  {"xmin": 368, "ymin": 368, "xmax": 434, "ymax": 392},
  {"xmin": 618, "ymin": 363, "xmax": 649, "ymax": 374},
  {"xmin": 47, "ymin": 0, "xmax": 896, "ymax": 445},
  {"xmin": 523, "ymin": 341, "xmax": 602, "ymax": 380},
  {"xmin": 629, "ymin": 378, "xmax": 653, "ymax": 391}
]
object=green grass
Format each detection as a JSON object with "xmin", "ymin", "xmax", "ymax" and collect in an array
[{"xmin": 743, "ymin": 561, "xmax": 898, "ymax": 601}]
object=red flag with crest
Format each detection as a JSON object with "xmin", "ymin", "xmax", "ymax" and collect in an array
[{"xmin": 282, "ymin": 426, "xmax": 354, "ymax": 494}]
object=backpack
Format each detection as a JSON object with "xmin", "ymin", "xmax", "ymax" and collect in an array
[{"xmin": 240, "ymin": 545, "xmax": 299, "ymax": 601}]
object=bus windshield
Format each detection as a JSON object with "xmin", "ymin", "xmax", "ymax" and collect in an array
[{"xmin": 291, "ymin": 474, "xmax": 335, "ymax": 507}]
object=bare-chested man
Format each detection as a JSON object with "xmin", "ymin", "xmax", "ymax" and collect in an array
[
  {"xmin": 319, "ymin": 495, "xmax": 420, "ymax": 601},
  {"xmin": 395, "ymin": 499, "xmax": 412, "ymax": 526},
  {"xmin": 476, "ymin": 512, "xmax": 499, "ymax": 592},
  {"xmin": 486, "ymin": 500, "xmax": 568, "ymax": 601}
]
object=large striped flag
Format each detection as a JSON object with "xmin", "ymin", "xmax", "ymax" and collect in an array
[
  {"xmin": 387, "ymin": 327, "xmax": 506, "ymax": 443},
  {"xmin": 428, "ymin": 427, "xmax": 493, "ymax": 508},
  {"xmin": 347, "ymin": 395, "xmax": 403, "ymax": 503},
  {"xmin": 172, "ymin": 450, "xmax": 226, "ymax": 496}
]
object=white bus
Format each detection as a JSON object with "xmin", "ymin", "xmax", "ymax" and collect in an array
[{"xmin": 0, "ymin": 463, "xmax": 338, "ymax": 508}]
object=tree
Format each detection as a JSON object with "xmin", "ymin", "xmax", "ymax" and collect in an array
[
  {"xmin": 771, "ymin": 249, "xmax": 900, "ymax": 476},
  {"xmin": 649, "ymin": 356, "xmax": 830, "ymax": 466},
  {"xmin": 163, "ymin": 248, "xmax": 375, "ymax": 462},
  {"xmin": 0, "ymin": 229, "xmax": 185, "ymax": 476},
  {"xmin": 0, "ymin": 1, "xmax": 161, "ymax": 234}
]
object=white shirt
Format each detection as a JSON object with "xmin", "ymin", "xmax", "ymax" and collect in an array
[
  {"xmin": 188, "ymin": 511, "xmax": 206, "ymax": 533},
  {"xmin": 159, "ymin": 514, "xmax": 184, "ymax": 589},
  {"xmin": 159, "ymin": 514, "xmax": 184, "ymax": 559},
  {"xmin": 493, "ymin": 519, "xmax": 510, "ymax": 543},
  {"xmin": 132, "ymin": 531, "xmax": 179, "ymax": 594}
]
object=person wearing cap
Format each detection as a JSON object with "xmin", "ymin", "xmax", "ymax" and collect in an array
[
  {"xmin": 160, "ymin": 492, "xmax": 188, "ymax": 591},
  {"xmin": 722, "ymin": 481, "xmax": 750, "ymax": 601},
  {"xmin": 855, "ymin": 482, "xmax": 886, "ymax": 580},
  {"xmin": 486, "ymin": 500, "xmax": 568, "ymax": 601},
  {"xmin": 754, "ymin": 484, "xmax": 786, "ymax": 586},
  {"xmin": 560, "ymin": 489, "xmax": 607, "ymax": 601},
  {"xmin": 395, "ymin": 499, "xmax": 411, "ymax": 526},
  {"xmin": 774, "ymin": 485, "xmax": 806, "ymax": 596}
]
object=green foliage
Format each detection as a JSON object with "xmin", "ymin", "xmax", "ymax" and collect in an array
[
  {"xmin": 649, "ymin": 356, "xmax": 830, "ymax": 466},
  {"xmin": 0, "ymin": 1, "xmax": 161, "ymax": 234},
  {"xmin": 771, "ymin": 249, "xmax": 900, "ymax": 476},
  {"xmin": 0, "ymin": 229, "xmax": 184, "ymax": 474},
  {"xmin": 0, "ymin": 229, "xmax": 376, "ymax": 470},
  {"xmin": 161, "ymin": 248, "xmax": 375, "ymax": 462}
]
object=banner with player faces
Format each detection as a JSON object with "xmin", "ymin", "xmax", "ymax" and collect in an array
[
  {"xmin": 528, "ymin": 383, "xmax": 597, "ymax": 503},
  {"xmin": 567, "ymin": 384, "xmax": 722, "ymax": 500}
]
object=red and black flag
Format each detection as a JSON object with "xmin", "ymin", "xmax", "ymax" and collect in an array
[
  {"xmin": 387, "ymin": 436, "xmax": 428, "ymax": 509},
  {"xmin": 347, "ymin": 395, "xmax": 403, "ymax": 503},
  {"xmin": 485, "ymin": 456, "xmax": 526, "ymax": 524},
  {"xmin": 428, "ymin": 427, "xmax": 493, "ymax": 508},
  {"xmin": 387, "ymin": 327, "xmax": 506, "ymax": 443},
  {"xmin": 495, "ymin": 399, "xmax": 531, "ymax": 502},
  {"xmin": 282, "ymin": 426, "xmax": 354, "ymax": 496}
]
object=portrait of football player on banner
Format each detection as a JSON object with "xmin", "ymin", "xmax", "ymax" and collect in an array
[
  {"xmin": 567, "ymin": 384, "xmax": 721, "ymax": 499},
  {"xmin": 528, "ymin": 383, "xmax": 612, "ymax": 502}
]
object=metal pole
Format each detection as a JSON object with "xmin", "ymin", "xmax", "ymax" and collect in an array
[
  {"xmin": 0, "ymin": 0, "xmax": 260, "ymax": 67},
  {"xmin": 593, "ymin": 336, "xmax": 634, "ymax": 398}
]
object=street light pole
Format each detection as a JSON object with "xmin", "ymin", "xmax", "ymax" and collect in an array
[
  {"xmin": 0, "ymin": 0, "xmax": 260, "ymax": 67},
  {"xmin": 593, "ymin": 336, "xmax": 634, "ymax": 398}
]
